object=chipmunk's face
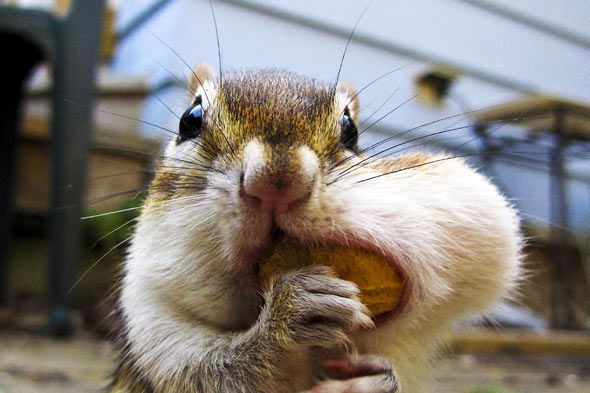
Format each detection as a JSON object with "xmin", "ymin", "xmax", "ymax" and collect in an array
[{"xmin": 149, "ymin": 66, "xmax": 361, "ymax": 263}]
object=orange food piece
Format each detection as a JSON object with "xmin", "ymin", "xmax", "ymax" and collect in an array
[{"xmin": 259, "ymin": 239, "xmax": 403, "ymax": 316}]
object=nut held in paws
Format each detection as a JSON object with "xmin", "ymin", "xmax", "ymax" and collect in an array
[{"xmin": 259, "ymin": 238, "xmax": 403, "ymax": 316}]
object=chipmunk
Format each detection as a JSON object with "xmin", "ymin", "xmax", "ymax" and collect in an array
[{"xmin": 110, "ymin": 64, "xmax": 522, "ymax": 393}]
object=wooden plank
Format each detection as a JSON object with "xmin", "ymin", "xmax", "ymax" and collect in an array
[
  {"xmin": 15, "ymin": 113, "xmax": 160, "ymax": 213},
  {"xmin": 21, "ymin": 116, "xmax": 161, "ymax": 156},
  {"xmin": 15, "ymin": 137, "xmax": 150, "ymax": 213},
  {"xmin": 473, "ymin": 95, "xmax": 590, "ymax": 139},
  {"xmin": 449, "ymin": 329, "xmax": 590, "ymax": 355}
]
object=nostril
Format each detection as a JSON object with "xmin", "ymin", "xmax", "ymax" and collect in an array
[{"xmin": 243, "ymin": 191, "xmax": 263, "ymax": 209}]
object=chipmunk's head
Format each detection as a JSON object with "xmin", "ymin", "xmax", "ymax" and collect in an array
[{"xmin": 147, "ymin": 64, "xmax": 362, "ymax": 261}]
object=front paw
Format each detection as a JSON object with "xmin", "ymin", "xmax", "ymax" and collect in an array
[
  {"xmin": 304, "ymin": 355, "xmax": 399, "ymax": 393},
  {"xmin": 263, "ymin": 266, "xmax": 374, "ymax": 349}
]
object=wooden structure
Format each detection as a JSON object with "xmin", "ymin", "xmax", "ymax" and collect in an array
[
  {"xmin": 0, "ymin": 0, "xmax": 107, "ymax": 335},
  {"xmin": 450, "ymin": 329, "xmax": 590, "ymax": 355},
  {"xmin": 474, "ymin": 96, "xmax": 590, "ymax": 330}
]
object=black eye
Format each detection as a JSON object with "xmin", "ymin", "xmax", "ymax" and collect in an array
[
  {"xmin": 341, "ymin": 107, "xmax": 358, "ymax": 152},
  {"xmin": 178, "ymin": 98, "xmax": 204, "ymax": 143}
]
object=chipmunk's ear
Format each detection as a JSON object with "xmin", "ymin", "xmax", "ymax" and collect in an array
[
  {"xmin": 190, "ymin": 63, "xmax": 215, "ymax": 93},
  {"xmin": 336, "ymin": 80, "xmax": 359, "ymax": 123}
]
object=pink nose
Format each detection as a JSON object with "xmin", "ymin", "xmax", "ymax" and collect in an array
[{"xmin": 241, "ymin": 175, "xmax": 310, "ymax": 214}]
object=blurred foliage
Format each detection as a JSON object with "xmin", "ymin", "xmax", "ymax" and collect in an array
[{"xmin": 84, "ymin": 193, "xmax": 146, "ymax": 249}]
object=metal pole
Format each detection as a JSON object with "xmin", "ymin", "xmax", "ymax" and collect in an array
[
  {"xmin": 547, "ymin": 107, "xmax": 581, "ymax": 329},
  {"xmin": 48, "ymin": 0, "xmax": 106, "ymax": 335}
]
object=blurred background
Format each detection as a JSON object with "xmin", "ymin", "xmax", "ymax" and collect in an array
[{"xmin": 1, "ymin": 0, "xmax": 589, "ymax": 392}]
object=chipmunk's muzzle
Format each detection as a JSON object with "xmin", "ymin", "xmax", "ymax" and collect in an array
[{"xmin": 240, "ymin": 139, "xmax": 318, "ymax": 214}]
